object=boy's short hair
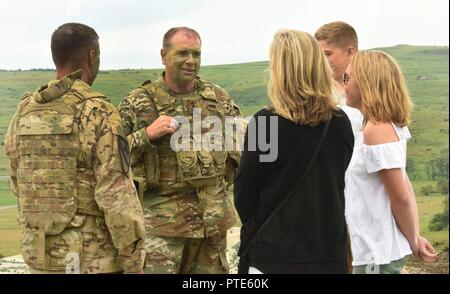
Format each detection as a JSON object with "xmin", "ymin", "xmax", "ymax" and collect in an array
[{"xmin": 314, "ymin": 21, "xmax": 358, "ymax": 50}]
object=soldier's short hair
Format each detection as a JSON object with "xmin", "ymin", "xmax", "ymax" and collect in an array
[
  {"xmin": 314, "ymin": 21, "xmax": 358, "ymax": 50},
  {"xmin": 163, "ymin": 27, "xmax": 202, "ymax": 49},
  {"xmin": 51, "ymin": 22, "xmax": 99, "ymax": 67}
]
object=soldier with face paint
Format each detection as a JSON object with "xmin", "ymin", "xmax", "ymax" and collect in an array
[
  {"xmin": 118, "ymin": 27, "xmax": 243, "ymax": 274},
  {"xmin": 4, "ymin": 23, "xmax": 146, "ymax": 274}
]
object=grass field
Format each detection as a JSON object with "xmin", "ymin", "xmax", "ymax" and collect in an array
[
  {"xmin": 0, "ymin": 208, "xmax": 21, "ymax": 258},
  {"xmin": 0, "ymin": 181, "xmax": 15, "ymax": 207}
]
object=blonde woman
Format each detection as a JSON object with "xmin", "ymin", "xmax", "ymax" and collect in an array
[
  {"xmin": 234, "ymin": 30, "xmax": 354, "ymax": 274},
  {"xmin": 344, "ymin": 50, "xmax": 438, "ymax": 274}
]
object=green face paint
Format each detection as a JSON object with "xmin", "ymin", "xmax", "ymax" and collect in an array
[{"xmin": 163, "ymin": 33, "xmax": 201, "ymax": 88}]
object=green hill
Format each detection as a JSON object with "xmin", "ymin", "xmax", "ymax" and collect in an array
[{"xmin": 0, "ymin": 45, "xmax": 448, "ymax": 181}]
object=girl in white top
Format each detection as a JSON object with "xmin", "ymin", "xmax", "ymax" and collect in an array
[{"xmin": 343, "ymin": 50, "xmax": 438, "ymax": 274}]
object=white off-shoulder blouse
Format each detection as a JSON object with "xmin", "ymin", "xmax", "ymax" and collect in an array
[{"xmin": 345, "ymin": 123, "xmax": 413, "ymax": 266}]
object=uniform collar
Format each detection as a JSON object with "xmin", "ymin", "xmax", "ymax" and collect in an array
[
  {"xmin": 34, "ymin": 69, "xmax": 85, "ymax": 103},
  {"xmin": 157, "ymin": 71, "xmax": 203, "ymax": 96}
]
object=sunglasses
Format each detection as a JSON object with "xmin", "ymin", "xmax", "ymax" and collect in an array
[{"xmin": 343, "ymin": 72, "xmax": 351, "ymax": 85}]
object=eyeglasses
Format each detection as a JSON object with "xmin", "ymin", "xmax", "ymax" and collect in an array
[{"xmin": 343, "ymin": 72, "xmax": 351, "ymax": 85}]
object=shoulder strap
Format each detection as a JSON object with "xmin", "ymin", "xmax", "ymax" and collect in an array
[
  {"xmin": 139, "ymin": 82, "xmax": 153, "ymax": 96},
  {"xmin": 240, "ymin": 118, "xmax": 332, "ymax": 257}
]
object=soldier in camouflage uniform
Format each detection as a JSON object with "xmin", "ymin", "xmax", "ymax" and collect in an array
[
  {"xmin": 4, "ymin": 23, "xmax": 146, "ymax": 274},
  {"xmin": 118, "ymin": 27, "xmax": 243, "ymax": 274}
]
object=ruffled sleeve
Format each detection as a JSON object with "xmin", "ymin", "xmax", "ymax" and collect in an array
[
  {"xmin": 399, "ymin": 126, "xmax": 412, "ymax": 141},
  {"xmin": 363, "ymin": 142, "xmax": 406, "ymax": 173}
]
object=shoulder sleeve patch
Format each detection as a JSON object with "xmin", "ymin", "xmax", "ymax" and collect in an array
[{"xmin": 105, "ymin": 109, "xmax": 131, "ymax": 174}]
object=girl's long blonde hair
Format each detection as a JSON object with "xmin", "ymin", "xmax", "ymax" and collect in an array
[
  {"xmin": 350, "ymin": 50, "xmax": 413, "ymax": 127},
  {"xmin": 268, "ymin": 30, "xmax": 338, "ymax": 126}
]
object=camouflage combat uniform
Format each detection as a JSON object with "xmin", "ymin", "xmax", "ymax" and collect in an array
[
  {"xmin": 4, "ymin": 70, "xmax": 146, "ymax": 274},
  {"xmin": 118, "ymin": 73, "xmax": 242, "ymax": 273}
]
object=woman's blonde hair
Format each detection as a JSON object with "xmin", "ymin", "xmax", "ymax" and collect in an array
[
  {"xmin": 350, "ymin": 50, "xmax": 413, "ymax": 127},
  {"xmin": 268, "ymin": 29, "xmax": 338, "ymax": 126}
]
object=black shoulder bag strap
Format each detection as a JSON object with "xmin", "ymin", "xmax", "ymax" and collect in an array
[{"xmin": 238, "ymin": 118, "xmax": 332, "ymax": 270}]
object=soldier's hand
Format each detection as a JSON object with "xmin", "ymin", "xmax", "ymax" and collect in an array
[{"xmin": 145, "ymin": 115, "xmax": 178, "ymax": 142}]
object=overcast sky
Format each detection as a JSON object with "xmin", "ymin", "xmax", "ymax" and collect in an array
[{"xmin": 0, "ymin": 0, "xmax": 448, "ymax": 70}]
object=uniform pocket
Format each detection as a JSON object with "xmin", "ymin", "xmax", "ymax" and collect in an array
[
  {"xmin": 21, "ymin": 228, "xmax": 82, "ymax": 271},
  {"xmin": 204, "ymin": 102, "xmax": 224, "ymax": 117},
  {"xmin": 198, "ymin": 151, "xmax": 215, "ymax": 177},
  {"xmin": 177, "ymin": 151, "xmax": 198, "ymax": 180},
  {"xmin": 212, "ymin": 151, "xmax": 227, "ymax": 174}
]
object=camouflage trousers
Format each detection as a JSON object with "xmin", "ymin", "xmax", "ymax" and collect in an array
[
  {"xmin": 29, "ymin": 268, "xmax": 67, "ymax": 274},
  {"xmin": 144, "ymin": 234, "xmax": 229, "ymax": 274},
  {"xmin": 29, "ymin": 268, "xmax": 122, "ymax": 274}
]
